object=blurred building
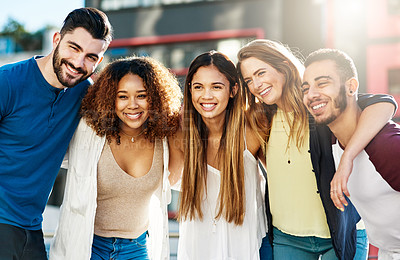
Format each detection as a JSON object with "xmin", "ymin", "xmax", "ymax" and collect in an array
[{"xmin": 364, "ymin": 0, "xmax": 400, "ymax": 118}]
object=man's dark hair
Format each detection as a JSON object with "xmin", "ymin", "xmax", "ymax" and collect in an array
[
  {"xmin": 60, "ymin": 7, "xmax": 113, "ymax": 44},
  {"xmin": 304, "ymin": 48, "xmax": 358, "ymax": 83}
]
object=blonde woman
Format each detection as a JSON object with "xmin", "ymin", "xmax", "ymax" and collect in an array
[{"xmin": 237, "ymin": 39, "xmax": 396, "ymax": 260}]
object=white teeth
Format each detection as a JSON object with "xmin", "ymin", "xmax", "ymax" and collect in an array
[
  {"xmin": 66, "ymin": 64, "xmax": 78, "ymax": 74},
  {"xmin": 260, "ymin": 87, "xmax": 271, "ymax": 96},
  {"xmin": 312, "ymin": 103, "xmax": 326, "ymax": 110},
  {"xmin": 125, "ymin": 112, "xmax": 141, "ymax": 119},
  {"xmin": 202, "ymin": 104, "xmax": 215, "ymax": 108}
]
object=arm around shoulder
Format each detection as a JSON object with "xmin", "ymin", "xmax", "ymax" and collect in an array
[{"xmin": 331, "ymin": 95, "xmax": 397, "ymax": 210}]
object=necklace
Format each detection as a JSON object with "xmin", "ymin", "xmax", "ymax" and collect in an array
[
  {"xmin": 120, "ymin": 129, "xmax": 145, "ymax": 143},
  {"xmin": 212, "ymin": 218, "xmax": 217, "ymax": 233},
  {"xmin": 280, "ymin": 117, "xmax": 291, "ymax": 164},
  {"xmin": 206, "ymin": 174, "xmax": 219, "ymax": 233},
  {"xmin": 208, "ymin": 200, "xmax": 218, "ymax": 233}
]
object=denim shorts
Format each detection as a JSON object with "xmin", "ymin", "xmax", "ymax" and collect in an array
[{"xmin": 91, "ymin": 231, "xmax": 149, "ymax": 260}]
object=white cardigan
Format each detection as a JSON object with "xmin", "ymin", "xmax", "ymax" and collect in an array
[{"xmin": 49, "ymin": 119, "xmax": 171, "ymax": 260}]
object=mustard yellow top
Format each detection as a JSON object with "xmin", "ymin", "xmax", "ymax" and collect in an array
[{"xmin": 266, "ymin": 109, "xmax": 330, "ymax": 238}]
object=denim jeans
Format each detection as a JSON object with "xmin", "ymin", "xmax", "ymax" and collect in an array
[
  {"xmin": 259, "ymin": 234, "xmax": 273, "ymax": 260},
  {"xmin": 354, "ymin": 229, "xmax": 369, "ymax": 260},
  {"xmin": 0, "ymin": 223, "xmax": 47, "ymax": 260},
  {"xmin": 91, "ymin": 231, "xmax": 149, "ymax": 260},
  {"xmin": 273, "ymin": 227, "xmax": 369, "ymax": 260},
  {"xmin": 273, "ymin": 227, "xmax": 337, "ymax": 260}
]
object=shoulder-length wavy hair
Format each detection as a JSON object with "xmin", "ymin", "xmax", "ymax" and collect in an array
[
  {"xmin": 237, "ymin": 39, "xmax": 308, "ymax": 149},
  {"xmin": 178, "ymin": 51, "xmax": 245, "ymax": 225},
  {"xmin": 81, "ymin": 56, "xmax": 182, "ymax": 143}
]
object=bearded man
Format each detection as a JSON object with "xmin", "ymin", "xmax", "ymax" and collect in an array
[
  {"xmin": 302, "ymin": 48, "xmax": 400, "ymax": 260},
  {"xmin": 0, "ymin": 7, "xmax": 112, "ymax": 259}
]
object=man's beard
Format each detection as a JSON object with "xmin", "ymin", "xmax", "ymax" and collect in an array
[
  {"xmin": 52, "ymin": 45, "xmax": 91, "ymax": 88},
  {"xmin": 317, "ymin": 84, "xmax": 347, "ymax": 125}
]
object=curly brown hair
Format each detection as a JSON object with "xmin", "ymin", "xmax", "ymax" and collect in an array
[{"xmin": 81, "ymin": 56, "xmax": 182, "ymax": 144}]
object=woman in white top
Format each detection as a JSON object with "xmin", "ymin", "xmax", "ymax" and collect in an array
[
  {"xmin": 173, "ymin": 51, "xmax": 269, "ymax": 260},
  {"xmin": 50, "ymin": 56, "xmax": 182, "ymax": 260}
]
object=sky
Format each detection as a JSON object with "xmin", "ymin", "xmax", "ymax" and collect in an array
[{"xmin": 0, "ymin": 0, "xmax": 85, "ymax": 32}]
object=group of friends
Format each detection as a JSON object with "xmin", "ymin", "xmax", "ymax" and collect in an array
[{"xmin": 0, "ymin": 7, "xmax": 399, "ymax": 260}]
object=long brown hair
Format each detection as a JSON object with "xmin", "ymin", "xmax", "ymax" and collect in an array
[
  {"xmin": 237, "ymin": 39, "xmax": 308, "ymax": 149},
  {"xmin": 81, "ymin": 56, "xmax": 182, "ymax": 143},
  {"xmin": 178, "ymin": 51, "xmax": 245, "ymax": 225}
]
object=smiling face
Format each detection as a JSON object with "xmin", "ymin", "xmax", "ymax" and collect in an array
[
  {"xmin": 302, "ymin": 59, "xmax": 348, "ymax": 125},
  {"xmin": 240, "ymin": 57, "xmax": 286, "ymax": 108},
  {"xmin": 52, "ymin": 27, "xmax": 107, "ymax": 88},
  {"xmin": 190, "ymin": 65, "xmax": 234, "ymax": 122},
  {"xmin": 115, "ymin": 74, "xmax": 149, "ymax": 134}
]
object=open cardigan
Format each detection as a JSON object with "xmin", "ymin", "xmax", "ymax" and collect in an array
[{"xmin": 49, "ymin": 119, "xmax": 171, "ymax": 260}]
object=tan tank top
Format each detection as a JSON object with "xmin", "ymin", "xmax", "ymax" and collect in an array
[{"xmin": 94, "ymin": 138, "xmax": 163, "ymax": 239}]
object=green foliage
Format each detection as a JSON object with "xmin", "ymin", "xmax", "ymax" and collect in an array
[{"xmin": 0, "ymin": 18, "xmax": 44, "ymax": 52}]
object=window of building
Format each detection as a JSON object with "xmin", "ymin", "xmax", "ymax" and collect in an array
[{"xmin": 389, "ymin": 68, "xmax": 400, "ymax": 95}]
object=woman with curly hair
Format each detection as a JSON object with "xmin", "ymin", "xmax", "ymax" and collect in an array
[
  {"xmin": 175, "ymin": 51, "xmax": 269, "ymax": 259},
  {"xmin": 50, "ymin": 56, "xmax": 182, "ymax": 260}
]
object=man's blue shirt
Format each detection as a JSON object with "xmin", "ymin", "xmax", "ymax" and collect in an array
[{"xmin": 0, "ymin": 57, "xmax": 90, "ymax": 230}]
